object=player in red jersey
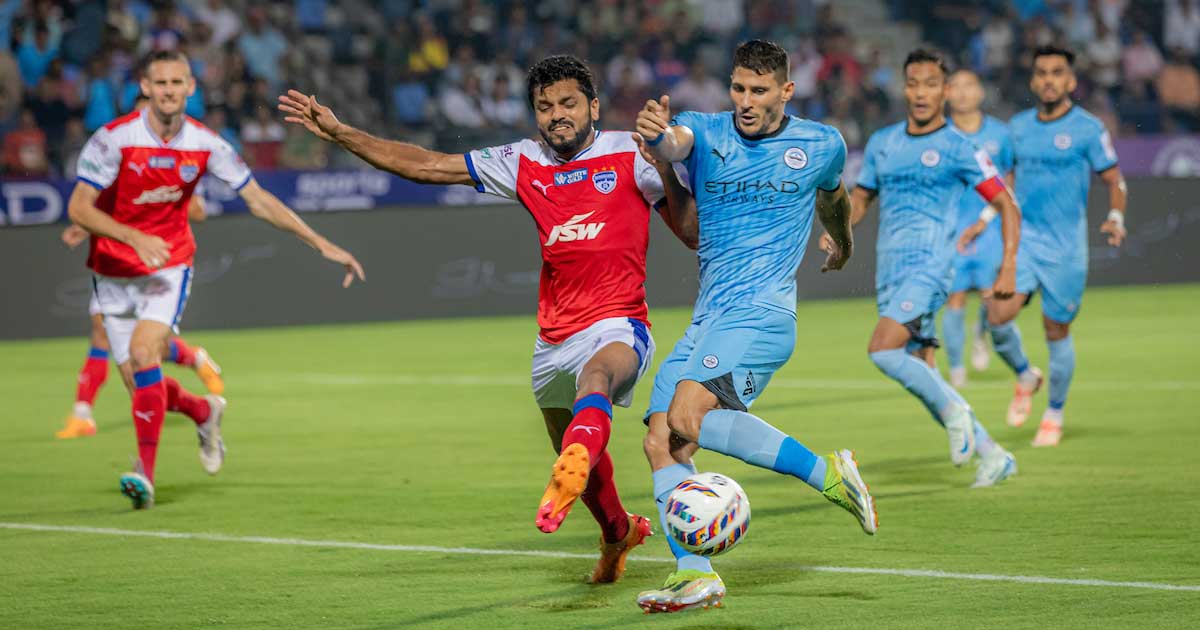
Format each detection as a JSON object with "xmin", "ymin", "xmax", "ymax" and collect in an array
[
  {"xmin": 280, "ymin": 55, "xmax": 697, "ymax": 583},
  {"xmin": 67, "ymin": 50, "xmax": 364, "ymax": 510},
  {"xmin": 56, "ymin": 199, "xmax": 226, "ymax": 440}
]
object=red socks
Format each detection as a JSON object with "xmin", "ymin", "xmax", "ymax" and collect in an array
[
  {"xmin": 562, "ymin": 392, "xmax": 613, "ymax": 469},
  {"xmin": 581, "ymin": 451, "xmax": 630, "ymax": 543},
  {"xmin": 165, "ymin": 376, "xmax": 210, "ymax": 425},
  {"xmin": 131, "ymin": 367, "xmax": 166, "ymax": 482},
  {"xmin": 168, "ymin": 337, "xmax": 197, "ymax": 367},
  {"xmin": 75, "ymin": 347, "xmax": 109, "ymax": 406}
]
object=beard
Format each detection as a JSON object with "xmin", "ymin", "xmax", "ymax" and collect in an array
[{"xmin": 540, "ymin": 119, "xmax": 593, "ymax": 156}]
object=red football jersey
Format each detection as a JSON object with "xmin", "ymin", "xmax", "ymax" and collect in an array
[
  {"xmin": 466, "ymin": 131, "xmax": 666, "ymax": 344},
  {"xmin": 75, "ymin": 109, "xmax": 252, "ymax": 277}
]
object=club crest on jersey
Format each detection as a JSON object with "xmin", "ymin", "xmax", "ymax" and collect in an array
[
  {"xmin": 591, "ymin": 169, "xmax": 617, "ymax": 194},
  {"xmin": 179, "ymin": 160, "xmax": 200, "ymax": 183},
  {"xmin": 1054, "ymin": 133, "xmax": 1072, "ymax": 150},
  {"xmin": 702, "ymin": 354, "xmax": 719, "ymax": 369},
  {"xmin": 784, "ymin": 147, "xmax": 808, "ymax": 169},
  {"xmin": 554, "ymin": 167, "xmax": 588, "ymax": 186},
  {"xmin": 920, "ymin": 149, "xmax": 941, "ymax": 167},
  {"xmin": 148, "ymin": 156, "xmax": 176, "ymax": 169}
]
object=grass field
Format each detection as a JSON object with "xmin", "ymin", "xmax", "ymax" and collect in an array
[{"xmin": 2, "ymin": 283, "xmax": 1198, "ymax": 629}]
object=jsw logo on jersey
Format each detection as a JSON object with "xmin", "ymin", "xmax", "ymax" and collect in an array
[
  {"xmin": 545, "ymin": 211, "xmax": 605, "ymax": 246},
  {"xmin": 132, "ymin": 186, "xmax": 184, "ymax": 205}
]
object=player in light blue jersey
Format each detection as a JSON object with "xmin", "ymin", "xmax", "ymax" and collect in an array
[
  {"xmin": 941, "ymin": 69, "xmax": 1018, "ymax": 389},
  {"xmin": 960, "ymin": 45, "xmax": 1127, "ymax": 448},
  {"xmin": 828, "ymin": 50, "xmax": 1022, "ymax": 488},
  {"xmin": 633, "ymin": 40, "xmax": 877, "ymax": 614}
]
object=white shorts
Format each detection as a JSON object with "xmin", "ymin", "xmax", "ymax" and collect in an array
[
  {"xmin": 88, "ymin": 293, "xmax": 101, "ymax": 316},
  {"xmin": 531, "ymin": 317, "xmax": 655, "ymax": 410},
  {"xmin": 91, "ymin": 265, "xmax": 193, "ymax": 365}
]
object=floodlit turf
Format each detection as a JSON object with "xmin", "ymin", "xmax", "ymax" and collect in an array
[{"xmin": 2, "ymin": 284, "xmax": 1198, "ymax": 629}]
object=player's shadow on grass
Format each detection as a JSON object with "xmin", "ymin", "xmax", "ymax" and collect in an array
[
  {"xmin": 750, "ymin": 391, "xmax": 901, "ymax": 414},
  {"xmin": 382, "ymin": 584, "xmax": 600, "ymax": 627}
]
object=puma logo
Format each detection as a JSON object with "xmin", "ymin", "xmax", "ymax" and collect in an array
[
  {"xmin": 531, "ymin": 179, "xmax": 551, "ymax": 196},
  {"xmin": 711, "ymin": 148, "xmax": 727, "ymax": 165},
  {"xmin": 126, "ymin": 162, "xmax": 146, "ymax": 176},
  {"xmin": 134, "ymin": 410, "xmax": 155, "ymax": 423}
]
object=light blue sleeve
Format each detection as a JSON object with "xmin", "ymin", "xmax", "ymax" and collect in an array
[
  {"xmin": 670, "ymin": 110, "xmax": 709, "ymax": 190},
  {"xmin": 996, "ymin": 126, "xmax": 1015, "ymax": 175},
  {"xmin": 856, "ymin": 132, "xmax": 880, "ymax": 191},
  {"xmin": 817, "ymin": 127, "xmax": 847, "ymax": 191},
  {"xmin": 1084, "ymin": 124, "xmax": 1119, "ymax": 173},
  {"xmin": 955, "ymin": 137, "xmax": 994, "ymax": 188}
]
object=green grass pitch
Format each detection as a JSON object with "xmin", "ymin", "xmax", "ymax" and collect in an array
[{"xmin": 2, "ymin": 284, "xmax": 1198, "ymax": 629}]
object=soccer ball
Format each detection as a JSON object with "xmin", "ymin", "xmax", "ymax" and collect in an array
[{"xmin": 664, "ymin": 472, "xmax": 750, "ymax": 557}]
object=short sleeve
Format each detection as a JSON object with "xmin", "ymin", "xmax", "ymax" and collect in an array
[
  {"xmin": 465, "ymin": 141, "xmax": 524, "ymax": 199},
  {"xmin": 995, "ymin": 127, "xmax": 1014, "ymax": 175},
  {"xmin": 959, "ymin": 138, "xmax": 1007, "ymax": 202},
  {"xmin": 1086, "ymin": 127, "xmax": 1118, "ymax": 173},
  {"xmin": 205, "ymin": 133, "xmax": 252, "ymax": 190},
  {"xmin": 633, "ymin": 150, "xmax": 666, "ymax": 207},
  {"xmin": 669, "ymin": 110, "xmax": 707, "ymax": 178},
  {"xmin": 855, "ymin": 132, "xmax": 880, "ymax": 192},
  {"xmin": 817, "ymin": 127, "xmax": 847, "ymax": 191},
  {"xmin": 75, "ymin": 127, "xmax": 121, "ymax": 190}
]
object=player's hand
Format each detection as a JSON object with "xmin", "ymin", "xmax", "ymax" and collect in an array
[
  {"xmin": 819, "ymin": 231, "xmax": 851, "ymax": 272},
  {"xmin": 992, "ymin": 265, "xmax": 1016, "ymax": 300},
  {"xmin": 636, "ymin": 95, "xmax": 671, "ymax": 144},
  {"xmin": 129, "ymin": 232, "xmax": 171, "ymax": 270},
  {"xmin": 632, "ymin": 134, "xmax": 669, "ymax": 173},
  {"xmin": 61, "ymin": 224, "xmax": 89, "ymax": 249},
  {"xmin": 318, "ymin": 241, "xmax": 366, "ymax": 288},
  {"xmin": 957, "ymin": 220, "xmax": 986, "ymax": 254},
  {"xmin": 1100, "ymin": 216, "xmax": 1126, "ymax": 247},
  {"xmin": 278, "ymin": 90, "xmax": 341, "ymax": 142}
]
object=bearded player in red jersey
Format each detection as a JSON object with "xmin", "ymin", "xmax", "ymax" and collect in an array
[
  {"xmin": 280, "ymin": 55, "xmax": 697, "ymax": 583},
  {"xmin": 68, "ymin": 50, "xmax": 364, "ymax": 510}
]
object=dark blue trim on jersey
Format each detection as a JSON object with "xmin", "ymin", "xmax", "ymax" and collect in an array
[
  {"xmin": 733, "ymin": 113, "xmax": 791, "ymax": 141},
  {"xmin": 77, "ymin": 176, "xmax": 106, "ymax": 191},
  {"xmin": 816, "ymin": 180, "xmax": 843, "ymax": 193},
  {"xmin": 652, "ymin": 197, "xmax": 667, "ymax": 210},
  {"xmin": 1034, "ymin": 104, "xmax": 1074, "ymax": 124},
  {"xmin": 904, "ymin": 121, "xmax": 948, "ymax": 137},
  {"xmin": 171, "ymin": 267, "xmax": 192, "ymax": 329},
  {"xmin": 1095, "ymin": 162, "xmax": 1119, "ymax": 175},
  {"xmin": 133, "ymin": 366, "xmax": 163, "ymax": 388},
  {"xmin": 564, "ymin": 130, "xmax": 601, "ymax": 163},
  {"xmin": 463, "ymin": 153, "xmax": 485, "ymax": 192},
  {"xmin": 232, "ymin": 173, "xmax": 252, "ymax": 191},
  {"xmin": 573, "ymin": 392, "xmax": 613, "ymax": 417},
  {"xmin": 628, "ymin": 318, "xmax": 650, "ymax": 369}
]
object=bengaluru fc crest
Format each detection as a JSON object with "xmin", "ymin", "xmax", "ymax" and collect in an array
[{"xmin": 591, "ymin": 169, "xmax": 617, "ymax": 194}]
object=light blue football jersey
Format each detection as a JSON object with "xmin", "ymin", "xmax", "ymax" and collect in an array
[
  {"xmin": 951, "ymin": 116, "xmax": 1014, "ymax": 248},
  {"xmin": 672, "ymin": 111, "xmax": 846, "ymax": 320},
  {"xmin": 856, "ymin": 121, "xmax": 1002, "ymax": 290},
  {"xmin": 1009, "ymin": 105, "xmax": 1118, "ymax": 264}
]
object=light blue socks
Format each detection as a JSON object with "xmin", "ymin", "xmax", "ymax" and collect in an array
[
  {"xmin": 696, "ymin": 409, "xmax": 825, "ymax": 491},
  {"xmin": 1047, "ymin": 335, "xmax": 1075, "ymax": 412},
  {"xmin": 652, "ymin": 463, "xmax": 712, "ymax": 573},
  {"xmin": 990, "ymin": 321, "xmax": 1033, "ymax": 378},
  {"xmin": 942, "ymin": 306, "xmax": 966, "ymax": 370},
  {"xmin": 869, "ymin": 348, "xmax": 968, "ymax": 425}
]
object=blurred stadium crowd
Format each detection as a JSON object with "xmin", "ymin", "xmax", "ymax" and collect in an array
[{"xmin": 2, "ymin": 0, "xmax": 1198, "ymax": 177}]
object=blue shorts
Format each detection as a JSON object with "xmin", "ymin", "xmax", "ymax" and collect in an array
[
  {"xmin": 645, "ymin": 304, "xmax": 796, "ymax": 419},
  {"xmin": 877, "ymin": 273, "xmax": 948, "ymax": 349},
  {"xmin": 950, "ymin": 246, "xmax": 1002, "ymax": 293},
  {"xmin": 1016, "ymin": 248, "xmax": 1087, "ymax": 323}
]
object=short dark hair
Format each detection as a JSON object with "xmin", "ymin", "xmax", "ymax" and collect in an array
[
  {"xmin": 733, "ymin": 39, "xmax": 789, "ymax": 83},
  {"xmin": 142, "ymin": 49, "xmax": 191, "ymax": 73},
  {"xmin": 1032, "ymin": 44, "xmax": 1076, "ymax": 67},
  {"xmin": 526, "ymin": 55, "xmax": 597, "ymax": 106},
  {"xmin": 903, "ymin": 48, "xmax": 949, "ymax": 75}
]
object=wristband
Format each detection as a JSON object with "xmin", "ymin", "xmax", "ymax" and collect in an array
[
  {"xmin": 979, "ymin": 206, "xmax": 998, "ymax": 224},
  {"xmin": 1107, "ymin": 209, "xmax": 1125, "ymax": 229},
  {"xmin": 645, "ymin": 133, "xmax": 665, "ymax": 146}
]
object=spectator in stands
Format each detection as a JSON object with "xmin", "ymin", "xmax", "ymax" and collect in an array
[
  {"xmin": 193, "ymin": 0, "xmax": 241, "ymax": 47},
  {"xmin": 607, "ymin": 41, "xmax": 654, "ymax": 90},
  {"xmin": 239, "ymin": 7, "xmax": 287, "ymax": 90},
  {"xmin": 241, "ymin": 102, "xmax": 285, "ymax": 169},
  {"xmin": 280, "ymin": 121, "xmax": 327, "ymax": 169},
  {"xmin": 439, "ymin": 73, "xmax": 486, "ymax": 129},
  {"xmin": 106, "ymin": 0, "xmax": 140, "ymax": 50},
  {"xmin": 671, "ymin": 59, "xmax": 726, "ymax": 114},
  {"xmin": 3, "ymin": 107, "xmax": 49, "ymax": 176},
  {"xmin": 142, "ymin": 5, "xmax": 185, "ymax": 52},
  {"xmin": 59, "ymin": 116, "xmax": 87, "ymax": 178},
  {"xmin": 790, "ymin": 41, "xmax": 823, "ymax": 117},
  {"xmin": 205, "ymin": 107, "xmax": 242, "ymax": 154},
  {"xmin": 1086, "ymin": 19, "xmax": 1124, "ymax": 101},
  {"xmin": 83, "ymin": 56, "xmax": 117, "ymax": 132},
  {"xmin": 1165, "ymin": 0, "xmax": 1200, "ymax": 58},
  {"xmin": 392, "ymin": 68, "xmax": 431, "ymax": 129},
  {"xmin": 482, "ymin": 74, "xmax": 525, "ymax": 129},
  {"xmin": 17, "ymin": 23, "xmax": 58, "ymax": 89},
  {"xmin": 295, "ymin": 0, "xmax": 328, "ymax": 34},
  {"xmin": 410, "ymin": 13, "xmax": 449, "ymax": 77},
  {"xmin": 817, "ymin": 28, "xmax": 863, "ymax": 87},
  {"xmin": 653, "ymin": 40, "xmax": 688, "ymax": 89},
  {"xmin": 0, "ymin": 0, "xmax": 20, "ymax": 52},
  {"xmin": 1123, "ymin": 30, "xmax": 1165, "ymax": 91},
  {"xmin": 444, "ymin": 43, "xmax": 479, "ymax": 87},
  {"xmin": 0, "ymin": 46, "xmax": 20, "ymax": 126},
  {"xmin": 1158, "ymin": 48, "xmax": 1200, "ymax": 130}
]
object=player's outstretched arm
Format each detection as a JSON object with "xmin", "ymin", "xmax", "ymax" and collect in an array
[
  {"xmin": 238, "ymin": 179, "xmax": 365, "ymax": 287},
  {"xmin": 187, "ymin": 196, "xmax": 207, "ymax": 223},
  {"xmin": 815, "ymin": 182, "xmax": 853, "ymax": 272},
  {"xmin": 634, "ymin": 134, "xmax": 698, "ymax": 250},
  {"xmin": 1098, "ymin": 166, "xmax": 1127, "ymax": 247},
  {"xmin": 636, "ymin": 95, "xmax": 694, "ymax": 163},
  {"xmin": 820, "ymin": 185, "xmax": 874, "ymax": 258},
  {"xmin": 278, "ymin": 90, "xmax": 474, "ymax": 187},
  {"xmin": 67, "ymin": 182, "xmax": 170, "ymax": 268}
]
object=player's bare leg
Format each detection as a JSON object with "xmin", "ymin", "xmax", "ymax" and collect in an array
[
  {"xmin": 988, "ymin": 294, "xmax": 1044, "ymax": 427},
  {"xmin": 1033, "ymin": 316, "xmax": 1072, "ymax": 447},
  {"xmin": 57, "ymin": 315, "xmax": 109, "ymax": 439},
  {"xmin": 536, "ymin": 342, "xmax": 639, "ymax": 534}
]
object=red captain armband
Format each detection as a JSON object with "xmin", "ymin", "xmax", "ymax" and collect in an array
[{"xmin": 974, "ymin": 176, "xmax": 1006, "ymax": 203}]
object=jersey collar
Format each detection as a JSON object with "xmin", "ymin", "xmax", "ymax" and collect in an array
[
  {"xmin": 1035, "ymin": 103, "xmax": 1075, "ymax": 124},
  {"xmin": 905, "ymin": 120, "xmax": 948, "ymax": 137},
  {"xmin": 733, "ymin": 113, "xmax": 790, "ymax": 142},
  {"xmin": 553, "ymin": 129, "xmax": 601, "ymax": 164}
]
